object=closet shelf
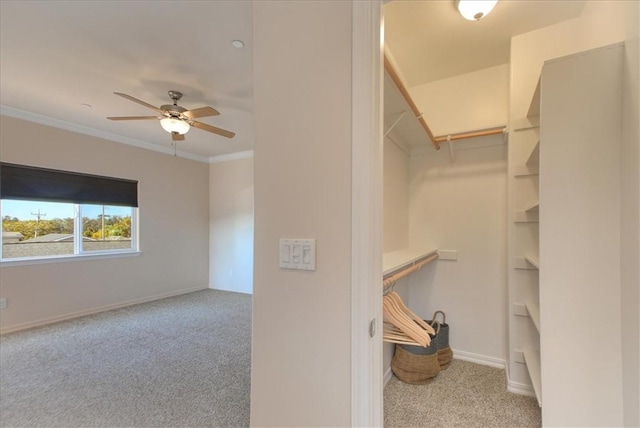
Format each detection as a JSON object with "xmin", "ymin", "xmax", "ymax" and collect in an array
[
  {"xmin": 526, "ymin": 140, "xmax": 540, "ymax": 165},
  {"xmin": 513, "ymin": 210, "xmax": 539, "ymax": 223},
  {"xmin": 524, "ymin": 349, "xmax": 542, "ymax": 407},
  {"xmin": 526, "ymin": 301, "xmax": 541, "ymax": 332},
  {"xmin": 514, "ymin": 139, "xmax": 541, "ymax": 177},
  {"xmin": 513, "ymin": 79, "xmax": 541, "ymax": 132},
  {"xmin": 383, "ymin": 248, "xmax": 438, "ymax": 277},
  {"xmin": 525, "ymin": 201, "xmax": 540, "ymax": 212},
  {"xmin": 528, "ymin": 77, "xmax": 541, "ymax": 118},
  {"xmin": 512, "ymin": 116, "xmax": 540, "ymax": 132},
  {"xmin": 525, "ymin": 254, "xmax": 540, "ymax": 270}
]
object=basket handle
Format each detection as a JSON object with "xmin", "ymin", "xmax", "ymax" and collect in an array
[
  {"xmin": 432, "ymin": 310, "xmax": 446, "ymax": 324},
  {"xmin": 429, "ymin": 319, "xmax": 441, "ymax": 335}
]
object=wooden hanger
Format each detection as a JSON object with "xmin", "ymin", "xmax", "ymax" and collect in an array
[
  {"xmin": 382, "ymin": 294, "xmax": 431, "ymax": 347},
  {"xmin": 386, "ymin": 291, "xmax": 435, "ymax": 335}
]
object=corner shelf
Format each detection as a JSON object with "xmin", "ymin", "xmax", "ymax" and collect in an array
[
  {"xmin": 526, "ymin": 140, "xmax": 540, "ymax": 165},
  {"xmin": 524, "ymin": 201, "xmax": 540, "ymax": 212},
  {"xmin": 514, "ymin": 140, "xmax": 540, "ymax": 177},
  {"xmin": 513, "ymin": 78, "xmax": 541, "ymax": 132},
  {"xmin": 524, "ymin": 349, "xmax": 542, "ymax": 407},
  {"xmin": 525, "ymin": 254, "xmax": 540, "ymax": 270},
  {"xmin": 526, "ymin": 301, "xmax": 541, "ymax": 332}
]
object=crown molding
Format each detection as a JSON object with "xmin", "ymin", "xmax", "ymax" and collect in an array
[
  {"xmin": 0, "ymin": 105, "xmax": 209, "ymax": 163},
  {"xmin": 208, "ymin": 150, "xmax": 254, "ymax": 164}
]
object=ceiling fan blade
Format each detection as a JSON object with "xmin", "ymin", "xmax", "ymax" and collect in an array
[
  {"xmin": 182, "ymin": 106, "xmax": 220, "ymax": 119},
  {"xmin": 113, "ymin": 92, "xmax": 165, "ymax": 115},
  {"xmin": 172, "ymin": 132, "xmax": 185, "ymax": 141},
  {"xmin": 107, "ymin": 116, "xmax": 160, "ymax": 121},
  {"xmin": 191, "ymin": 120, "xmax": 235, "ymax": 139}
]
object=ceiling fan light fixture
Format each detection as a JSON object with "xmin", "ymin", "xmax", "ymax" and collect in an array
[
  {"xmin": 455, "ymin": 0, "xmax": 498, "ymax": 21},
  {"xmin": 160, "ymin": 117, "xmax": 190, "ymax": 135}
]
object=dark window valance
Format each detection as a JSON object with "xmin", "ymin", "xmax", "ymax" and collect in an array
[{"xmin": 0, "ymin": 162, "xmax": 138, "ymax": 207}]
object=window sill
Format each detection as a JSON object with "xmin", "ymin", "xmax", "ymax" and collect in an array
[{"xmin": 0, "ymin": 251, "xmax": 141, "ymax": 267}]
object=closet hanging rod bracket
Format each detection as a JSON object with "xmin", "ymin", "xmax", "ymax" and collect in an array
[
  {"xmin": 448, "ymin": 135, "xmax": 455, "ymax": 163},
  {"xmin": 384, "ymin": 111, "xmax": 408, "ymax": 138}
]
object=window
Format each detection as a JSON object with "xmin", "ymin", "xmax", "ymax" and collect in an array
[{"xmin": 1, "ymin": 162, "xmax": 138, "ymax": 262}]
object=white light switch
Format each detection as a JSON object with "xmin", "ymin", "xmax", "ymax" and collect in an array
[{"xmin": 279, "ymin": 239, "xmax": 316, "ymax": 271}]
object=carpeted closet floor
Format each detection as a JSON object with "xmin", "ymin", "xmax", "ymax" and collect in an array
[
  {"xmin": 1, "ymin": 289, "xmax": 540, "ymax": 427},
  {"xmin": 384, "ymin": 360, "xmax": 541, "ymax": 427}
]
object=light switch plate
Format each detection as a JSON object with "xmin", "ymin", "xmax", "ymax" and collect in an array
[{"xmin": 279, "ymin": 239, "xmax": 316, "ymax": 271}]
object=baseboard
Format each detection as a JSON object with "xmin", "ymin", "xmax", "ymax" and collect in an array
[
  {"xmin": 0, "ymin": 286, "xmax": 208, "ymax": 335},
  {"xmin": 209, "ymin": 284, "xmax": 253, "ymax": 295},
  {"xmin": 506, "ymin": 378, "xmax": 536, "ymax": 397},
  {"xmin": 384, "ymin": 366, "xmax": 393, "ymax": 386},
  {"xmin": 384, "ymin": 349, "xmax": 504, "ymax": 386},
  {"xmin": 452, "ymin": 349, "xmax": 506, "ymax": 369},
  {"xmin": 505, "ymin": 360, "xmax": 536, "ymax": 398}
]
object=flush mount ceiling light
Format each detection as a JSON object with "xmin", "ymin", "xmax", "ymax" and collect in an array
[
  {"xmin": 160, "ymin": 117, "xmax": 190, "ymax": 135},
  {"xmin": 455, "ymin": 0, "xmax": 498, "ymax": 21}
]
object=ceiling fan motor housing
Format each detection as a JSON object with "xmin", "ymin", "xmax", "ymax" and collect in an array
[{"xmin": 163, "ymin": 90, "xmax": 187, "ymax": 117}]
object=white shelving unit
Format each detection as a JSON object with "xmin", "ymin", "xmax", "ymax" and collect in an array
[
  {"xmin": 524, "ymin": 201, "xmax": 540, "ymax": 213},
  {"xmin": 536, "ymin": 44, "xmax": 625, "ymax": 423},
  {"xmin": 525, "ymin": 301, "xmax": 541, "ymax": 332},
  {"xmin": 514, "ymin": 140, "xmax": 540, "ymax": 176},
  {"xmin": 523, "ymin": 349, "xmax": 542, "ymax": 406},
  {"xmin": 512, "ymin": 72, "xmax": 542, "ymax": 407},
  {"xmin": 525, "ymin": 254, "xmax": 540, "ymax": 270}
]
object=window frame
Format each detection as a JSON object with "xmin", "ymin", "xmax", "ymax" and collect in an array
[
  {"xmin": 1, "ymin": 162, "xmax": 139, "ymax": 265},
  {"xmin": 1, "ymin": 203, "xmax": 139, "ymax": 265}
]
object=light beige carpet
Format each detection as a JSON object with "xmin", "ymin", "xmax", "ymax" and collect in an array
[
  {"xmin": 385, "ymin": 359, "xmax": 541, "ymax": 427},
  {"xmin": 0, "ymin": 289, "xmax": 251, "ymax": 428}
]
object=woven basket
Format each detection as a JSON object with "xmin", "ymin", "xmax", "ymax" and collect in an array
[
  {"xmin": 392, "ymin": 322, "xmax": 440, "ymax": 384},
  {"xmin": 426, "ymin": 311, "xmax": 453, "ymax": 370}
]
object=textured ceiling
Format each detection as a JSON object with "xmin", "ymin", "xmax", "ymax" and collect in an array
[
  {"xmin": 0, "ymin": 1, "xmax": 253, "ymax": 161},
  {"xmin": 1, "ymin": 1, "xmax": 588, "ymax": 161},
  {"xmin": 384, "ymin": 0, "xmax": 587, "ymax": 87}
]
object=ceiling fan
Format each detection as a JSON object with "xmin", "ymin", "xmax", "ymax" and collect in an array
[{"xmin": 107, "ymin": 90, "xmax": 235, "ymax": 141}]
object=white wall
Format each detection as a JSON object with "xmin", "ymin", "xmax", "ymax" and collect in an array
[
  {"xmin": 411, "ymin": 64, "xmax": 509, "ymax": 136},
  {"xmin": 383, "ymin": 131, "xmax": 508, "ymax": 370},
  {"xmin": 382, "ymin": 138, "xmax": 410, "ymax": 377},
  {"xmin": 620, "ymin": 5, "xmax": 640, "ymax": 427},
  {"xmin": 251, "ymin": 2, "xmax": 353, "ymax": 426},
  {"xmin": 0, "ymin": 115, "xmax": 210, "ymax": 333},
  {"xmin": 407, "ymin": 136, "xmax": 507, "ymax": 365},
  {"xmin": 209, "ymin": 155, "xmax": 253, "ymax": 294},
  {"xmin": 509, "ymin": 1, "xmax": 639, "ymax": 424},
  {"xmin": 383, "ymin": 138, "xmax": 409, "ymax": 253}
]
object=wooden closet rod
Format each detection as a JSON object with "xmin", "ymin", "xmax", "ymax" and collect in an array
[
  {"xmin": 383, "ymin": 253, "xmax": 439, "ymax": 289},
  {"xmin": 434, "ymin": 126, "xmax": 506, "ymax": 143},
  {"xmin": 384, "ymin": 54, "xmax": 440, "ymax": 150},
  {"xmin": 384, "ymin": 53, "xmax": 508, "ymax": 150}
]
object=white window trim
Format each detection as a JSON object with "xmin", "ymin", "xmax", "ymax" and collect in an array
[
  {"xmin": 0, "ymin": 250, "xmax": 141, "ymax": 267},
  {"xmin": 1, "ymin": 204, "xmax": 139, "ymax": 263}
]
